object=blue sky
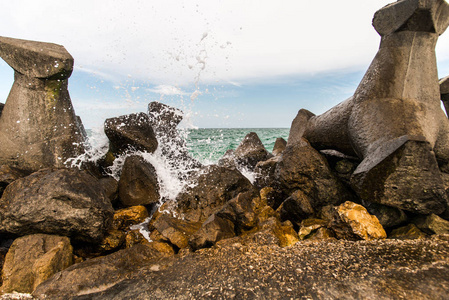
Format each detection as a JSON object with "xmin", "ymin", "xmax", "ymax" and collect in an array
[{"xmin": 2, "ymin": 0, "xmax": 449, "ymax": 129}]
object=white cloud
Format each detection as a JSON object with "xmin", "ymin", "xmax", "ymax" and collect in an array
[
  {"xmin": 0, "ymin": 0, "xmax": 400, "ymax": 86},
  {"xmin": 147, "ymin": 85, "xmax": 188, "ymax": 96}
]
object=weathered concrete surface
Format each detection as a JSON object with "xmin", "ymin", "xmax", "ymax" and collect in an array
[
  {"xmin": 289, "ymin": 0, "xmax": 449, "ymax": 214},
  {"xmin": 0, "ymin": 36, "xmax": 85, "ymax": 172},
  {"xmin": 33, "ymin": 237, "xmax": 449, "ymax": 299}
]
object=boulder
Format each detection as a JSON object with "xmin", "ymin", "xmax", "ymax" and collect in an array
[
  {"xmin": 0, "ymin": 165, "xmax": 30, "ymax": 197},
  {"xmin": 241, "ymin": 217, "xmax": 299, "ymax": 248},
  {"xmin": 389, "ymin": 224, "xmax": 427, "ymax": 240},
  {"xmin": 147, "ymin": 101, "xmax": 183, "ymax": 134},
  {"xmin": 152, "ymin": 214, "xmax": 201, "ymax": 249},
  {"xmin": 189, "ymin": 214, "xmax": 235, "ymax": 251},
  {"xmin": 290, "ymin": 1, "xmax": 449, "ymax": 215},
  {"xmin": 439, "ymin": 75, "xmax": 449, "ymax": 117},
  {"xmin": 234, "ymin": 132, "xmax": 273, "ymax": 169},
  {"xmin": 112, "ymin": 205, "xmax": 149, "ymax": 231},
  {"xmin": 326, "ymin": 201, "xmax": 387, "ymax": 241},
  {"xmin": 362, "ymin": 201, "xmax": 408, "ymax": 229},
  {"xmin": 0, "ymin": 168, "xmax": 114, "ymax": 243},
  {"xmin": 277, "ymin": 189, "xmax": 315, "ymax": 225},
  {"xmin": 254, "ymin": 156, "xmax": 281, "ymax": 189},
  {"xmin": 32, "ymin": 244, "xmax": 171, "ymax": 299},
  {"xmin": 0, "ymin": 36, "xmax": 86, "ymax": 172},
  {"xmin": 104, "ymin": 113, "xmax": 158, "ymax": 155},
  {"xmin": 272, "ymin": 137, "xmax": 287, "ymax": 156},
  {"xmin": 1, "ymin": 234, "xmax": 73, "ymax": 294},
  {"xmin": 412, "ymin": 214, "xmax": 449, "ymax": 235},
  {"xmin": 298, "ymin": 218, "xmax": 327, "ymax": 240},
  {"xmin": 217, "ymin": 149, "xmax": 237, "ymax": 169},
  {"xmin": 118, "ymin": 155, "xmax": 160, "ymax": 207},
  {"xmin": 99, "ymin": 176, "xmax": 119, "ymax": 206},
  {"xmin": 176, "ymin": 165, "xmax": 254, "ymax": 223},
  {"xmin": 287, "ymin": 108, "xmax": 315, "ymax": 146},
  {"xmin": 275, "ymin": 138, "xmax": 352, "ymax": 207},
  {"xmin": 216, "ymin": 191, "xmax": 258, "ymax": 233},
  {"xmin": 96, "ymin": 229, "xmax": 126, "ymax": 253}
]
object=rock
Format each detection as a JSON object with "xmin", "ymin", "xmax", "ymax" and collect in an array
[
  {"xmin": 291, "ymin": 1, "xmax": 449, "ymax": 215},
  {"xmin": 118, "ymin": 155, "xmax": 160, "ymax": 207},
  {"xmin": 389, "ymin": 224, "xmax": 427, "ymax": 240},
  {"xmin": 33, "ymin": 238, "xmax": 449, "ymax": 299},
  {"xmin": 0, "ymin": 165, "xmax": 30, "ymax": 197},
  {"xmin": 277, "ymin": 189, "xmax": 315, "ymax": 225},
  {"xmin": 298, "ymin": 218, "xmax": 327, "ymax": 240},
  {"xmin": 176, "ymin": 165, "xmax": 254, "ymax": 223},
  {"xmin": 272, "ymin": 137, "xmax": 287, "ymax": 156},
  {"xmin": 234, "ymin": 132, "xmax": 273, "ymax": 170},
  {"xmin": 97, "ymin": 229, "xmax": 125, "ymax": 252},
  {"xmin": 412, "ymin": 214, "xmax": 449, "ymax": 235},
  {"xmin": 152, "ymin": 214, "xmax": 201, "ymax": 249},
  {"xmin": 327, "ymin": 201, "xmax": 387, "ymax": 241},
  {"xmin": 0, "ymin": 103, "xmax": 4, "ymax": 117},
  {"xmin": 0, "ymin": 36, "xmax": 86, "ymax": 172},
  {"xmin": 242, "ymin": 217, "xmax": 299, "ymax": 248},
  {"xmin": 254, "ymin": 156, "xmax": 281, "ymax": 189},
  {"xmin": 113, "ymin": 205, "xmax": 149, "ymax": 231},
  {"xmin": 104, "ymin": 112, "xmax": 158, "ymax": 155},
  {"xmin": 0, "ymin": 168, "xmax": 113, "ymax": 243},
  {"xmin": 147, "ymin": 102, "xmax": 201, "ymax": 173},
  {"xmin": 217, "ymin": 149, "xmax": 236, "ymax": 168},
  {"xmin": 189, "ymin": 214, "xmax": 235, "ymax": 251},
  {"xmin": 275, "ymin": 138, "xmax": 351, "ymax": 207},
  {"xmin": 362, "ymin": 201, "xmax": 408, "ymax": 229},
  {"xmin": 125, "ymin": 229, "xmax": 150, "ymax": 248},
  {"xmin": 1, "ymin": 234, "xmax": 73, "ymax": 294},
  {"xmin": 287, "ymin": 108, "xmax": 315, "ymax": 146},
  {"xmin": 306, "ymin": 227, "xmax": 335, "ymax": 241},
  {"xmin": 99, "ymin": 176, "xmax": 119, "ymax": 206},
  {"xmin": 351, "ymin": 139, "xmax": 447, "ymax": 215},
  {"xmin": 147, "ymin": 101, "xmax": 183, "ymax": 133},
  {"xmin": 32, "ymin": 244, "xmax": 171, "ymax": 299},
  {"xmin": 216, "ymin": 191, "xmax": 258, "ymax": 234}
]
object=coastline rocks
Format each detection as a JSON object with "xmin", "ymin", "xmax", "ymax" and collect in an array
[
  {"xmin": 0, "ymin": 165, "xmax": 30, "ymax": 197},
  {"xmin": 0, "ymin": 168, "xmax": 113, "ymax": 243},
  {"xmin": 189, "ymin": 214, "xmax": 235, "ymax": 250},
  {"xmin": 275, "ymin": 138, "xmax": 352, "ymax": 207},
  {"xmin": 104, "ymin": 113, "xmax": 158, "ymax": 155},
  {"xmin": 118, "ymin": 155, "xmax": 160, "ymax": 207},
  {"xmin": 176, "ymin": 165, "xmax": 254, "ymax": 223},
  {"xmin": 1, "ymin": 234, "xmax": 73, "ymax": 294},
  {"xmin": 277, "ymin": 189, "xmax": 315, "ymax": 225},
  {"xmin": 389, "ymin": 224, "xmax": 427, "ymax": 240},
  {"xmin": 234, "ymin": 132, "xmax": 273, "ymax": 170},
  {"xmin": 32, "ymin": 244, "xmax": 171, "ymax": 299},
  {"xmin": 325, "ymin": 201, "xmax": 387, "ymax": 241},
  {"xmin": 272, "ymin": 137, "xmax": 287, "ymax": 156},
  {"xmin": 0, "ymin": 36, "xmax": 86, "ymax": 172},
  {"xmin": 412, "ymin": 214, "xmax": 449, "ymax": 235},
  {"xmin": 147, "ymin": 101, "xmax": 183, "ymax": 136},
  {"xmin": 112, "ymin": 205, "xmax": 149, "ymax": 231}
]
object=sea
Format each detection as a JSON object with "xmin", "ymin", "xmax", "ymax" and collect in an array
[{"xmin": 184, "ymin": 128, "xmax": 290, "ymax": 164}]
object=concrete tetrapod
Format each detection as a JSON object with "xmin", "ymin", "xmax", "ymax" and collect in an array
[
  {"xmin": 0, "ymin": 36, "xmax": 85, "ymax": 172},
  {"xmin": 289, "ymin": 0, "xmax": 449, "ymax": 215}
]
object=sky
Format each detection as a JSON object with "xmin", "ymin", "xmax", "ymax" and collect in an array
[{"xmin": 2, "ymin": 0, "xmax": 449, "ymax": 129}]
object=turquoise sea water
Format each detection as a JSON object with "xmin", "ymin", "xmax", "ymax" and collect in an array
[{"xmin": 184, "ymin": 128, "xmax": 290, "ymax": 164}]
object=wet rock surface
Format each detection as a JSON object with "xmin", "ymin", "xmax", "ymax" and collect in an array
[{"xmin": 33, "ymin": 237, "xmax": 449, "ymax": 299}]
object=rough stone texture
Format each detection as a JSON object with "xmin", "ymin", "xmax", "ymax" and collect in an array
[
  {"xmin": 216, "ymin": 191, "xmax": 258, "ymax": 234},
  {"xmin": 104, "ymin": 113, "xmax": 158, "ymax": 155},
  {"xmin": 254, "ymin": 156, "xmax": 281, "ymax": 189},
  {"xmin": 152, "ymin": 214, "xmax": 201, "ymax": 249},
  {"xmin": 96, "ymin": 229, "xmax": 126, "ymax": 253},
  {"xmin": 118, "ymin": 155, "xmax": 160, "ymax": 207},
  {"xmin": 389, "ymin": 223, "xmax": 427, "ymax": 240},
  {"xmin": 1, "ymin": 234, "xmax": 73, "ymax": 294},
  {"xmin": 275, "ymin": 138, "xmax": 352, "ymax": 207},
  {"xmin": 362, "ymin": 200, "xmax": 408, "ymax": 229},
  {"xmin": 440, "ymin": 75, "xmax": 449, "ymax": 116},
  {"xmin": 32, "ymin": 244, "xmax": 171, "ymax": 299},
  {"xmin": 147, "ymin": 101, "xmax": 183, "ymax": 133},
  {"xmin": 0, "ymin": 36, "xmax": 86, "ymax": 172},
  {"xmin": 0, "ymin": 103, "xmax": 4, "ymax": 117},
  {"xmin": 0, "ymin": 168, "xmax": 113, "ymax": 243},
  {"xmin": 298, "ymin": 218, "xmax": 327, "ymax": 240},
  {"xmin": 189, "ymin": 214, "xmax": 235, "ymax": 251},
  {"xmin": 99, "ymin": 177, "xmax": 119, "ymax": 206},
  {"xmin": 217, "ymin": 149, "xmax": 236, "ymax": 169},
  {"xmin": 234, "ymin": 132, "xmax": 273, "ymax": 170},
  {"xmin": 287, "ymin": 108, "xmax": 315, "ymax": 146},
  {"xmin": 112, "ymin": 205, "xmax": 149, "ymax": 231},
  {"xmin": 327, "ymin": 201, "xmax": 387, "ymax": 241},
  {"xmin": 0, "ymin": 165, "xmax": 29, "ymax": 197},
  {"xmin": 413, "ymin": 213, "xmax": 449, "ymax": 235},
  {"xmin": 277, "ymin": 189, "xmax": 315, "ymax": 225},
  {"xmin": 176, "ymin": 165, "xmax": 254, "ymax": 223},
  {"xmin": 352, "ymin": 139, "xmax": 447, "ymax": 214},
  {"xmin": 272, "ymin": 137, "xmax": 287, "ymax": 156},
  {"xmin": 289, "ymin": 1, "xmax": 449, "ymax": 215}
]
